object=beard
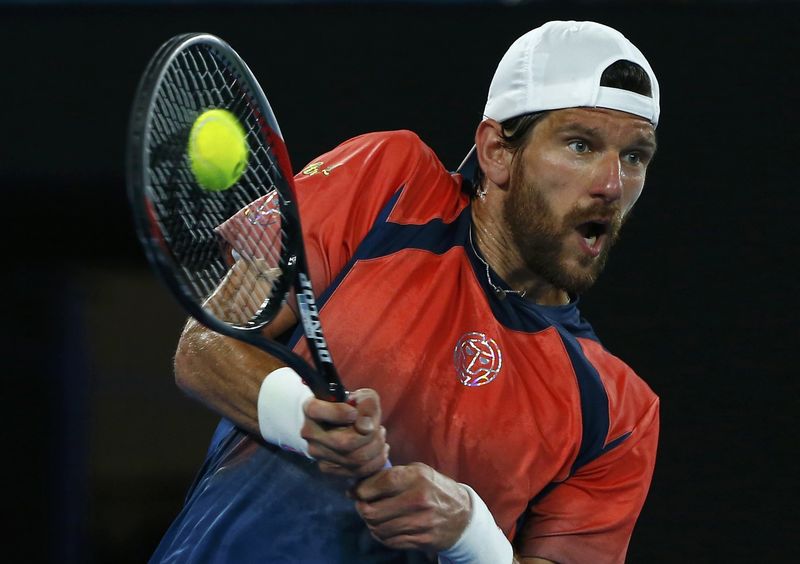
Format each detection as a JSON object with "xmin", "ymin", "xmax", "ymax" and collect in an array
[{"xmin": 502, "ymin": 164, "xmax": 624, "ymax": 296}]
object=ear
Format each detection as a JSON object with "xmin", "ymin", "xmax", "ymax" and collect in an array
[{"xmin": 475, "ymin": 119, "xmax": 512, "ymax": 188}]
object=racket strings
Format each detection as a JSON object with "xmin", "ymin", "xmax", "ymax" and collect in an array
[{"xmin": 144, "ymin": 42, "xmax": 293, "ymax": 328}]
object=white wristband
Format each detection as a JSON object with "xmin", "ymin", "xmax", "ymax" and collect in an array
[
  {"xmin": 257, "ymin": 367, "xmax": 315, "ymax": 458},
  {"xmin": 438, "ymin": 484, "xmax": 513, "ymax": 564}
]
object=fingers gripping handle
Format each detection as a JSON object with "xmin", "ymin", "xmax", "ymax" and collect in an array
[
  {"xmin": 346, "ymin": 390, "xmax": 392, "ymax": 469},
  {"xmin": 259, "ymin": 369, "xmax": 391, "ymax": 468}
]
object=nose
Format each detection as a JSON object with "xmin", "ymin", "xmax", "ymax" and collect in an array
[{"xmin": 591, "ymin": 153, "xmax": 624, "ymax": 203}]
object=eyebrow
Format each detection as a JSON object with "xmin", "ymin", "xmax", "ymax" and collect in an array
[
  {"xmin": 634, "ymin": 134, "xmax": 658, "ymax": 154},
  {"xmin": 554, "ymin": 122, "xmax": 603, "ymax": 139}
]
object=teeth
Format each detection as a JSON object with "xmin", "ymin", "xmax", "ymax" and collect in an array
[{"xmin": 584, "ymin": 235, "xmax": 597, "ymax": 246}]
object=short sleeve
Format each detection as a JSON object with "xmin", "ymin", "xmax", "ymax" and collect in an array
[
  {"xmin": 214, "ymin": 130, "xmax": 435, "ymax": 295},
  {"xmin": 517, "ymin": 396, "xmax": 659, "ymax": 564},
  {"xmin": 292, "ymin": 130, "xmax": 436, "ymax": 294}
]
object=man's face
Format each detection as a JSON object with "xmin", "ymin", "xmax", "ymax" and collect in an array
[{"xmin": 503, "ymin": 107, "xmax": 656, "ymax": 295}]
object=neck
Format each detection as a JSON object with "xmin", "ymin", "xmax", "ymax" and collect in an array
[{"xmin": 471, "ymin": 200, "xmax": 569, "ymax": 306}]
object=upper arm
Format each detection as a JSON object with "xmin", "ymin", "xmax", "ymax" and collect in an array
[
  {"xmin": 293, "ymin": 130, "xmax": 431, "ymax": 293},
  {"xmin": 216, "ymin": 130, "xmax": 430, "ymax": 306},
  {"xmin": 260, "ymin": 301, "xmax": 299, "ymax": 340}
]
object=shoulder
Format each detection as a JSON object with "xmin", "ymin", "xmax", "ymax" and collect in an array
[
  {"xmin": 577, "ymin": 338, "xmax": 658, "ymax": 403},
  {"xmin": 541, "ymin": 306, "xmax": 658, "ymax": 411},
  {"xmin": 296, "ymin": 130, "xmax": 465, "ymax": 224},
  {"xmin": 576, "ymin": 337, "xmax": 659, "ymax": 449},
  {"xmin": 348, "ymin": 129, "xmax": 433, "ymax": 156},
  {"xmin": 299, "ymin": 130, "xmax": 439, "ymax": 179}
]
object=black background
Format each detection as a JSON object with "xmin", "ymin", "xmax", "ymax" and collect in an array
[{"xmin": 2, "ymin": 1, "xmax": 797, "ymax": 562}]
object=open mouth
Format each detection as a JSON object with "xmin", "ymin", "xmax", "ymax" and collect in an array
[{"xmin": 576, "ymin": 221, "xmax": 608, "ymax": 248}]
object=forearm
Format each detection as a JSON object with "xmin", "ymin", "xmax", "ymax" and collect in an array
[
  {"xmin": 174, "ymin": 313, "xmax": 388, "ymax": 474},
  {"xmin": 174, "ymin": 317, "xmax": 284, "ymax": 436}
]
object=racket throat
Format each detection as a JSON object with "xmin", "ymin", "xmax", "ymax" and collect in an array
[{"xmin": 296, "ymin": 273, "xmax": 333, "ymax": 365}]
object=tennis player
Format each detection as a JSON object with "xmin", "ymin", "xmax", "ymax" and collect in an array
[{"xmin": 152, "ymin": 20, "xmax": 660, "ymax": 563}]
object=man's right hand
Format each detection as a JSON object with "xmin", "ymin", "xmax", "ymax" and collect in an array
[{"xmin": 301, "ymin": 388, "xmax": 389, "ymax": 479}]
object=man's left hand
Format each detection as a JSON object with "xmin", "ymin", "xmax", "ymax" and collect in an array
[{"xmin": 351, "ymin": 462, "xmax": 472, "ymax": 553}]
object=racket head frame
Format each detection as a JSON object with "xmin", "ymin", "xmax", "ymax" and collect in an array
[{"xmin": 126, "ymin": 32, "xmax": 345, "ymax": 402}]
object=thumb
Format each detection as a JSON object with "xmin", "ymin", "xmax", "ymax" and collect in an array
[{"xmin": 348, "ymin": 388, "xmax": 382, "ymax": 435}]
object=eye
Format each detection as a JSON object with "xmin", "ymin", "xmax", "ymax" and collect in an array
[
  {"xmin": 568, "ymin": 140, "xmax": 590, "ymax": 154},
  {"xmin": 623, "ymin": 151, "xmax": 642, "ymax": 165}
]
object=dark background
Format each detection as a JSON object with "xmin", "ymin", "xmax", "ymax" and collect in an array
[{"xmin": 2, "ymin": 1, "xmax": 797, "ymax": 562}]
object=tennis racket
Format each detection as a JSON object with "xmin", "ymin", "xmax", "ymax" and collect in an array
[{"xmin": 126, "ymin": 32, "xmax": 346, "ymax": 403}]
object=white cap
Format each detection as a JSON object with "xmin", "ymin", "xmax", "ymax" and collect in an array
[{"xmin": 458, "ymin": 21, "xmax": 660, "ymax": 177}]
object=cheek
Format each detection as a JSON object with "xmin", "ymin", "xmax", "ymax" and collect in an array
[
  {"xmin": 525, "ymin": 153, "xmax": 576, "ymax": 199},
  {"xmin": 623, "ymin": 179, "xmax": 646, "ymax": 214}
]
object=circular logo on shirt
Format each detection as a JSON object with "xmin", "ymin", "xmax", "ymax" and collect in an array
[{"xmin": 453, "ymin": 332, "xmax": 502, "ymax": 387}]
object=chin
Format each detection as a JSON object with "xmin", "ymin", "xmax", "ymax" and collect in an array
[
  {"xmin": 553, "ymin": 259, "xmax": 605, "ymax": 296},
  {"xmin": 562, "ymin": 275, "xmax": 597, "ymax": 296}
]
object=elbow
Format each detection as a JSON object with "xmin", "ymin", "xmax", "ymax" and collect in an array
[
  {"xmin": 173, "ymin": 335, "xmax": 194, "ymax": 396},
  {"xmin": 173, "ymin": 320, "xmax": 204, "ymax": 398},
  {"xmin": 173, "ymin": 340, "xmax": 192, "ymax": 395}
]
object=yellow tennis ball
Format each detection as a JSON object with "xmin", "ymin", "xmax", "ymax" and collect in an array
[{"xmin": 188, "ymin": 108, "xmax": 248, "ymax": 191}]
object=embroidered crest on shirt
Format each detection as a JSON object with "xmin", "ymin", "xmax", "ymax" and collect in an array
[
  {"xmin": 453, "ymin": 332, "xmax": 502, "ymax": 387},
  {"xmin": 301, "ymin": 161, "xmax": 342, "ymax": 176}
]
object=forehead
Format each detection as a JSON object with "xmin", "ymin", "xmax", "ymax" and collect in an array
[{"xmin": 536, "ymin": 107, "xmax": 657, "ymax": 144}]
